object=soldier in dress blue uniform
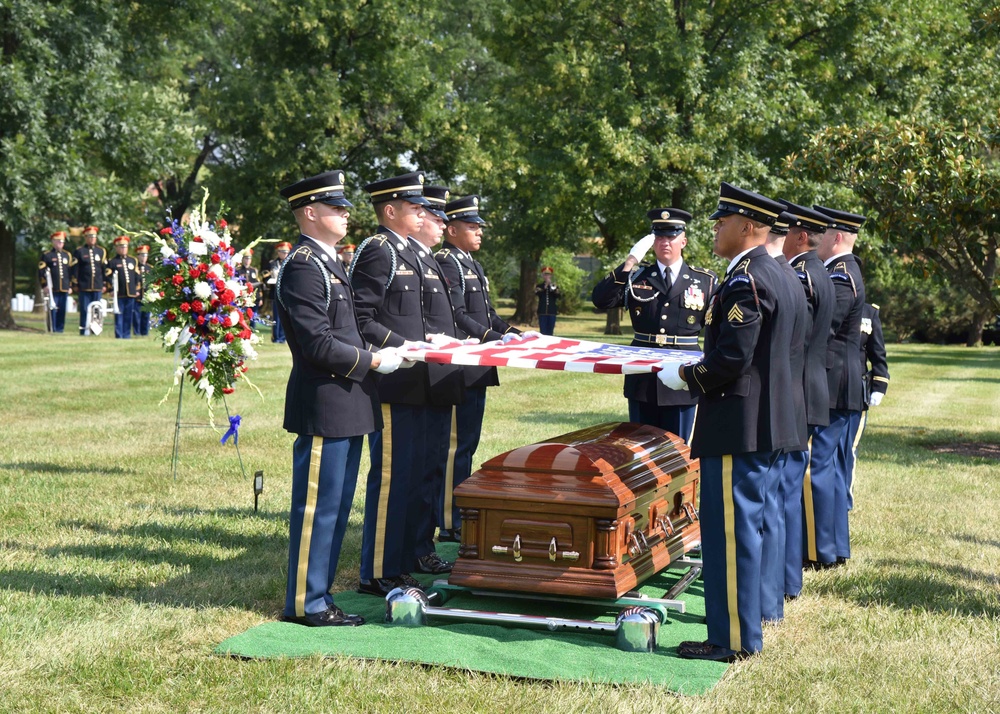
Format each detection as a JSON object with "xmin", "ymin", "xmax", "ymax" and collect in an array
[
  {"xmin": 262, "ymin": 243, "xmax": 292, "ymax": 343},
  {"xmin": 591, "ymin": 208, "xmax": 716, "ymax": 443},
  {"xmin": 349, "ymin": 171, "xmax": 439, "ymax": 596},
  {"xmin": 71, "ymin": 225, "xmax": 107, "ymax": 336},
  {"xmin": 39, "ymin": 230, "xmax": 73, "ymax": 333},
  {"xmin": 759, "ymin": 212, "xmax": 809, "ymax": 624},
  {"xmin": 407, "ymin": 184, "xmax": 466, "ymax": 574},
  {"xmin": 434, "ymin": 195, "xmax": 524, "ymax": 542},
  {"xmin": 105, "ymin": 235, "xmax": 141, "ymax": 339},
  {"xmin": 777, "ymin": 201, "xmax": 837, "ymax": 597},
  {"xmin": 132, "ymin": 245, "xmax": 152, "ymax": 336},
  {"xmin": 662, "ymin": 183, "xmax": 798, "ymax": 661},
  {"xmin": 235, "ymin": 248, "xmax": 263, "ymax": 329},
  {"xmin": 806, "ymin": 205, "xmax": 867, "ymax": 568},
  {"xmin": 535, "ymin": 267, "xmax": 560, "ymax": 335},
  {"xmin": 275, "ymin": 169, "xmax": 402, "ymax": 627},
  {"xmin": 846, "ymin": 303, "xmax": 889, "ymax": 509}
]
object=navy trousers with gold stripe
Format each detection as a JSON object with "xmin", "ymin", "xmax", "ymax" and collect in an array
[
  {"xmin": 284, "ymin": 434, "xmax": 362, "ymax": 618},
  {"xmin": 410, "ymin": 404, "xmax": 452, "ymax": 566},
  {"xmin": 627, "ymin": 400, "xmax": 696, "ymax": 445},
  {"xmin": 846, "ymin": 410, "xmax": 868, "ymax": 511},
  {"xmin": 834, "ymin": 409, "xmax": 862, "ymax": 559},
  {"xmin": 782, "ymin": 448, "xmax": 809, "ymax": 598},
  {"xmin": 441, "ymin": 386, "xmax": 487, "ymax": 531},
  {"xmin": 360, "ymin": 404, "xmax": 426, "ymax": 580},
  {"xmin": 700, "ymin": 451, "xmax": 781, "ymax": 655},
  {"xmin": 803, "ymin": 412, "xmax": 849, "ymax": 564}
]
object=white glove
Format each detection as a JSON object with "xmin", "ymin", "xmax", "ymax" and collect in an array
[
  {"xmin": 373, "ymin": 349, "xmax": 402, "ymax": 374},
  {"xmin": 868, "ymin": 391, "xmax": 883, "ymax": 407},
  {"xmin": 628, "ymin": 233, "xmax": 656, "ymax": 262},
  {"xmin": 426, "ymin": 333, "xmax": 462, "ymax": 347},
  {"xmin": 656, "ymin": 360, "xmax": 688, "ymax": 390},
  {"xmin": 520, "ymin": 331, "xmax": 543, "ymax": 340},
  {"xmin": 402, "ymin": 339, "xmax": 435, "ymax": 351},
  {"xmin": 501, "ymin": 332, "xmax": 523, "ymax": 344}
]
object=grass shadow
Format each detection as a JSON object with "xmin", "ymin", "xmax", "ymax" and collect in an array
[
  {"xmin": 0, "ymin": 461, "xmax": 139, "ymax": 476},
  {"xmin": 856, "ymin": 427, "xmax": 1000, "ymax": 468}
]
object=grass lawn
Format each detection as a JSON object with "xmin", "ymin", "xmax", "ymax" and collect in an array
[{"xmin": 1, "ymin": 309, "xmax": 999, "ymax": 713}]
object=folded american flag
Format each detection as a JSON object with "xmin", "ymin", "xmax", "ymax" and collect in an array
[{"xmin": 398, "ymin": 335, "xmax": 701, "ymax": 374}]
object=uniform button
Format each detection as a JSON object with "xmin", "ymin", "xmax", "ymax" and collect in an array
[
  {"xmin": 720, "ymin": 392, "xmax": 726, "ymax": 397},
  {"xmin": 404, "ymin": 285, "xmax": 409, "ymax": 290},
  {"xmin": 661, "ymin": 315, "xmax": 667, "ymax": 320},
  {"xmin": 472, "ymin": 287, "xmax": 478, "ymax": 291},
  {"xmin": 659, "ymin": 328, "xmax": 665, "ymax": 334},
  {"xmin": 433, "ymin": 288, "xmax": 438, "ymax": 292}
]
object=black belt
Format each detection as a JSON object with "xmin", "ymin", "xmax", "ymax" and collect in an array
[{"xmin": 633, "ymin": 333, "xmax": 699, "ymax": 347}]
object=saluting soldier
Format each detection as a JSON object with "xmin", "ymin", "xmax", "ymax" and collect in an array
[
  {"xmin": 105, "ymin": 235, "xmax": 141, "ymax": 339},
  {"xmin": 407, "ymin": 184, "xmax": 466, "ymax": 575},
  {"xmin": 39, "ymin": 230, "xmax": 73, "ymax": 333},
  {"xmin": 349, "ymin": 171, "xmax": 437, "ymax": 596},
  {"xmin": 71, "ymin": 225, "xmax": 107, "ymax": 336},
  {"xmin": 806, "ymin": 205, "xmax": 867, "ymax": 569},
  {"xmin": 434, "ymin": 195, "xmax": 525, "ymax": 543},
  {"xmin": 262, "ymin": 242, "xmax": 292, "ymax": 343},
  {"xmin": 759, "ymin": 211, "xmax": 809, "ymax": 625},
  {"xmin": 659, "ymin": 183, "xmax": 797, "ymax": 662},
  {"xmin": 591, "ymin": 208, "xmax": 716, "ymax": 443},
  {"xmin": 133, "ymin": 244, "xmax": 152, "ymax": 336},
  {"xmin": 275, "ymin": 169, "xmax": 402, "ymax": 627},
  {"xmin": 779, "ymin": 200, "xmax": 836, "ymax": 599},
  {"xmin": 535, "ymin": 267, "xmax": 560, "ymax": 335},
  {"xmin": 235, "ymin": 248, "xmax": 263, "ymax": 328},
  {"xmin": 846, "ymin": 302, "xmax": 889, "ymax": 509}
]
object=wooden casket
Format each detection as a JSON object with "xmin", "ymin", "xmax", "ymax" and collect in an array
[{"xmin": 449, "ymin": 422, "xmax": 700, "ymax": 599}]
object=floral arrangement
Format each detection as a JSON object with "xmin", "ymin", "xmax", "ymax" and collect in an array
[{"xmin": 128, "ymin": 191, "xmax": 264, "ymax": 413}]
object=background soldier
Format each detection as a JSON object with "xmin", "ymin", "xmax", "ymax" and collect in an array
[
  {"xmin": 807, "ymin": 205, "xmax": 867, "ymax": 568},
  {"xmin": 71, "ymin": 225, "xmax": 107, "ymax": 336},
  {"xmin": 105, "ymin": 235, "xmax": 141, "ymax": 339},
  {"xmin": 434, "ymin": 195, "xmax": 526, "ymax": 543},
  {"xmin": 663, "ymin": 183, "xmax": 797, "ymax": 662},
  {"xmin": 133, "ymin": 244, "xmax": 151, "ymax": 336},
  {"xmin": 262, "ymin": 242, "xmax": 292, "ymax": 343},
  {"xmin": 779, "ymin": 200, "xmax": 836, "ymax": 599},
  {"xmin": 235, "ymin": 248, "xmax": 263, "ymax": 329},
  {"xmin": 847, "ymin": 302, "xmax": 889, "ymax": 508},
  {"xmin": 350, "ymin": 171, "xmax": 435, "ymax": 596},
  {"xmin": 275, "ymin": 169, "xmax": 401, "ymax": 627},
  {"xmin": 535, "ymin": 266, "xmax": 560, "ymax": 335},
  {"xmin": 39, "ymin": 230, "xmax": 73, "ymax": 333},
  {"xmin": 591, "ymin": 208, "xmax": 716, "ymax": 443}
]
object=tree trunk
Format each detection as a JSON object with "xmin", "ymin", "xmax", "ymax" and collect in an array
[
  {"xmin": 604, "ymin": 308, "xmax": 621, "ymax": 335},
  {"xmin": 33, "ymin": 279, "xmax": 45, "ymax": 314},
  {"xmin": 0, "ymin": 220, "xmax": 17, "ymax": 329},
  {"xmin": 512, "ymin": 256, "xmax": 538, "ymax": 325},
  {"xmin": 966, "ymin": 309, "xmax": 990, "ymax": 347}
]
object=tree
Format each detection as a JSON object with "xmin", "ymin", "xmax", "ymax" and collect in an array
[
  {"xmin": 798, "ymin": 117, "xmax": 1000, "ymax": 345},
  {"xmin": 0, "ymin": 0, "xmax": 204, "ymax": 329}
]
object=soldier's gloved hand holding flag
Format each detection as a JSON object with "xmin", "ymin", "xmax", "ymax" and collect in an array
[{"xmin": 656, "ymin": 359, "xmax": 689, "ymax": 391}]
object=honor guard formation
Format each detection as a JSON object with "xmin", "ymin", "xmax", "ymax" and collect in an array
[{"xmin": 41, "ymin": 172, "xmax": 889, "ymax": 656}]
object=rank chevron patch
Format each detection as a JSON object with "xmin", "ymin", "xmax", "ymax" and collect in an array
[{"xmin": 727, "ymin": 304, "xmax": 744, "ymax": 323}]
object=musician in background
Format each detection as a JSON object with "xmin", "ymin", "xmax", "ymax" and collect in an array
[
  {"xmin": 534, "ymin": 266, "xmax": 560, "ymax": 335},
  {"xmin": 39, "ymin": 230, "xmax": 73, "ymax": 333},
  {"xmin": 261, "ymin": 242, "xmax": 292, "ymax": 343},
  {"xmin": 235, "ymin": 248, "xmax": 263, "ymax": 328},
  {"xmin": 104, "ymin": 235, "xmax": 141, "ymax": 339},
  {"xmin": 71, "ymin": 225, "xmax": 107, "ymax": 336},
  {"xmin": 133, "ymin": 245, "xmax": 152, "ymax": 336}
]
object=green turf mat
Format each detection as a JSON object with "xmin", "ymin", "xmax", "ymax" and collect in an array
[{"xmin": 215, "ymin": 545, "xmax": 726, "ymax": 694}]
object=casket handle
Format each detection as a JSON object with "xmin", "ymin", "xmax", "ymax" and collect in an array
[
  {"xmin": 682, "ymin": 503, "xmax": 700, "ymax": 522},
  {"xmin": 491, "ymin": 534, "xmax": 523, "ymax": 561},
  {"xmin": 658, "ymin": 515, "xmax": 675, "ymax": 537}
]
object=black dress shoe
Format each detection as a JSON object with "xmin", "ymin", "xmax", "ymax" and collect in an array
[
  {"xmin": 396, "ymin": 573, "xmax": 424, "ymax": 588},
  {"xmin": 357, "ymin": 577, "xmax": 401, "ymax": 597},
  {"xmin": 677, "ymin": 640, "xmax": 749, "ymax": 662},
  {"xmin": 281, "ymin": 606, "xmax": 365, "ymax": 627},
  {"xmin": 437, "ymin": 528, "xmax": 461, "ymax": 543},
  {"xmin": 416, "ymin": 552, "xmax": 453, "ymax": 574}
]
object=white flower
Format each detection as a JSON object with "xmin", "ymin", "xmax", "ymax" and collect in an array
[
  {"xmin": 249, "ymin": 332, "xmax": 261, "ymax": 345},
  {"xmin": 173, "ymin": 366, "xmax": 184, "ymax": 385},
  {"xmin": 194, "ymin": 281, "xmax": 213, "ymax": 300},
  {"xmin": 209, "ymin": 342, "xmax": 228, "ymax": 355},
  {"xmin": 225, "ymin": 279, "xmax": 242, "ymax": 295},
  {"xmin": 144, "ymin": 289, "xmax": 159, "ymax": 304},
  {"xmin": 208, "ymin": 264, "xmax": 225, "ymax": 279},
  {"xmin": 240, "ymin": 339, "xmax": 258, "ymax": 360},
  {"xmin": 160, "ymin": 244, "xmax": 175, "ymax": 258},
  {"xmin": 232, "ymin": 251, "xmax": 244, "ymax": 264},
  {"xmin": 199, "ymin": 230, "xmax": 221, "ymax": 248},
  {"xmin": 197, "ymin": 377, "xmax": 214, "ymax": 400},
  {"xmin": 163, "ymin": 326, "xmax": 182, "ymax": 347},
  {"xmin": 188, "ymin": 241, "xmax": 208, "ymax": 256},
  {"xmin": 228, "ymin": 308, "xmax": 241, "ymax": 325}
]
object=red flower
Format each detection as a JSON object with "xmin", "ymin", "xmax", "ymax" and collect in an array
[
  {"xmin": 192, "ymin": 299, "xmax": 204, "ymax": 313},
  {"xmin": 224, "ymin": 333, "xmax": 235, "ymax": 343},
  {"xmin": 222, "ymin": 387, "xmax": 234, "ymax": 394},
  {"xmin": 218, "ymin": 219, "xmax": 228, "ymax": 229},
  {"xmin": 240, "ymin": 329, "xmax": 252, "ymax": 339},
  {"xmin": 193, "ymin": 235, "xmax": 203, "ymax": 243},
  {"xmin": 189, "ymin": 266, "xmax": 201, "ymax": 279},
  {"xmin": 222, "ymin": 316, "xmax": 233, "ymax": 327},
  {"xmin": 246, "ymin": 308, "xmax": 254, "ymax": 319},
  {"xmin": 224, "ymin": 264, "xmax": 234, "ymax": 277},
  {"xmin": 196, "ymin": 315, "xmax": 206, "ymax": 325},
  {"xmin": 180, "ymin": 302, "xmax": 191, "ymax": 313},
  {"xmin": 158, "ymin": 291, "xmax": 165, "ymax": 297},
  {"xmin": 165, "ymin": 310, "xmax": 176, "ymax": 321},
  {"xmin": 210, "ymin": 253, "xmax": 221, "ymax": 264},
  {"xmin": 159, "ymin": 227, "xmax": 173, "ymax": 236},
  {"xmin": 174, "ymin": 257, "xmax": 183, "ymax": 265},
  {"xmin": 214, "ymin": 279, "xmax": 226, "ymax": 291},
  {"xmin": 210, "ymin": 298, "xmax": 220, "ymax": 308},
  {"xmin": 246, "ymin": 284, "xmax": 254, "ymax": 294},
  {"xmin": 210, "ymin": 316, "xmax": 220, "ymax": 325},
  {"xmin": 228, "ymin": 246, "xmax": 235, "ymax": 255},
  {"xmin": 219, "ymin": 289, "xmax": 235, "ymax": 305},
  {"xmin": 172, "ymin": 274, "xmax": 185, "ymax": 286}
]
